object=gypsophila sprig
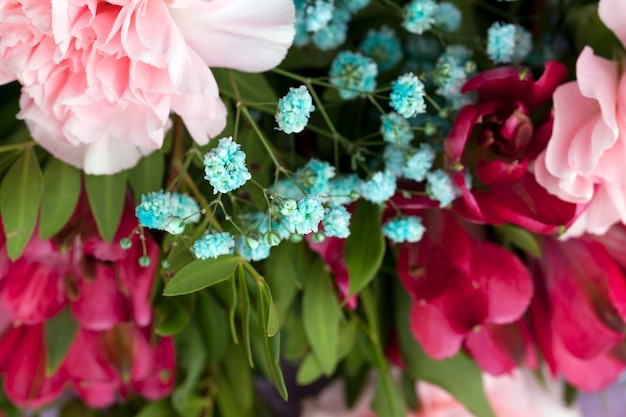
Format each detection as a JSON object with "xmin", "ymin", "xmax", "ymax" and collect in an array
[
  {"xmin": 329, "ymin": 51, "xmax": 378, "ymax": 99},
  {"xmin": 312, "ymin": 6, "xmax": 351, "ymax": 50},
  {"xmin": 403, "ymin": 0, "xmax": 439, "ymax": 35},
  {"xmin": 135, "ymin": 190, "xmax": 201, "ymax": 231},
  {"xmin": 390, "ymin": 72, "xmax": 426, "ymax": 118},
  {"xmin": 276, "ymin": 86, "xmax": 315, "ymax": 134},
  {"xmin": 404, "ymin": 143, "xmax": 435, "ymax": 182},
  {"xmin": 382, "ymin": 216, "xmax": 425, "ymax": 243},
  {"xmin": 192, "ymin": 232, "xmax": 235, "ymax": 259},
  {"xmin": 435, "ymin": 2, "xmax": 461, "ymax": 32},
  {"xmin": 284, "ymin": 195, "xmax": 325, "ymax": 235},
  {"xmin": 327, "ymin": 174, "xmax": 362, "ymax": 206},
  {"xmin": 203, "ymin": 136, "xmax": 251, "ymax": 194},
  {"xmin": 360, "ymin": 171, "xmax": 397, "ymax": 204},
  {"xmin": 305, "ymin": 0, "xmax": 334, "ymax": 32},
  {"xmin": 236, "ymin": 236, "xmax": 271, "ymax": 261},
  {"xmin": 359, "ymin": 26, "xmax": 403, "ymax": 72},
  {"xmin": 487, "ymin": 22, "xmax": 532, "ymax": 64},
  {"xmin": 380, "ymin": 113, "xmax": 414, "ymax": 145},
  {"xmin": 426, "ymin": 169, "xmax": 456, "ymax": 207},
  {"xmin": 296, "ymin": 159, "xmax": 336, "ymax": 195},
  {"xmin": 323, "ymin": 206, "xmax": 351, "ymax": 238}
]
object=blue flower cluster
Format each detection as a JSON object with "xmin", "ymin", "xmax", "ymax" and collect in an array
[
  {"xmin": 403, "ymin": 0, "xmax": 438, "ymax": 35},
  {"xmin": 323, "ymin": 206, "xmax": 351, "ymax": 238},
  {"xmin": 404, "ymin": 143, "xmax": 435, "ymax": 182},
  {"xmin": 236, "ymin": 235, "xmax": 271, "ymax": 262},
  {"xmin": 203, "ymin": 137, "xmax": 251, "ymax": 194},
  {"xmin": 327, "ymin": 174, "xmax": 362, "ymax": 206},
  {"xmin": 487, "ymin": 22, "xmax": 532, "ymax": 64},
  {"xmin": 382, "ymin": 216, "xmax": 425, "ymax": 243},
  {"xmin": 390, "ymin": 72, "xmax": 426, "ymax": 118},
  {"xmin": 276, "ymin": 85, "xmax": 315, "ymax": 134},
  {"xmin": 192, "ymin": 232, "xmax": 235, "ymax": 259},
  {"xmin": 426, "ymin": 169, "xmax": 457, "ymax": 207},
  {"xmin": 329, "ymin": 51, "xmax": 378, "ymax": 99},
  {"xmin": 435, "ymin": 2, "xmax": 461, "ymax": 32},
  {"xmin": 135, "ymin": 190, "xmax": 201, "ymax": 232},
  {"xmin": 434, "ymin": 45, "xmax": 475, "ymax": 109},
  {"xmin": 359, "ymin": 26, "xmax": 403, "ymax": 72},
  {"xmin": 296, "ymin": 159, "xmax": 336, "ymax": 195},
  {"xmin": 380, "ymin": 112, "xmax": 414, "ymax": 145},
  {"xmin": 284, "ymin": 195, "xmax": 326, "ymax": 235},
  {"xmin": 360, "ymin": 171, "xmax": 397, "ymax": 204}
]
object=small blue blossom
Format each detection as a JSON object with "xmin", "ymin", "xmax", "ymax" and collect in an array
[
  {"xmin": 327, "ymin": 174, "xmax": 362, "ymax": 206},
  {"xmin": 487, "ymin": 22, "xmax": 532, "ymax": 64},
  {"xmin": 434, "ymin": 45, "xmax": 475, "ymax": 109},
  {"xmin": 305, "ymin": 0, "xmax": 334, "ymax": 32},
  {"xmin": 312, "ymin": 7, "xmax": 351, "ymax": 50},
  {"xmin": 359, "ymin": 26, "xmax": 403, "ymax": 72},
  {"xmin": 390, "ymin": 72, "xmax": 426, "ymax": 118},
  {"xmin": 170, "ymin": 193, "xmax": 201, "ymax": 223},
  {"xmin": 136, "ymin": 191, "xmax": 200, "ymax": 231},
  {"xmin": 257, "ymin": 213, "xmax": 292, "ymax": 241},
  {"xmin": 272, "ymin": 178, "xmax": 305, "ymax": 200},
  {"xmin": 403, "ymin": 0, "xmax": 438, "ymax": 35},
  {"xmin": 192, "ymin": 232, "xmax": 235, "ymax": 259},
  {"xmin": 285, "ymin": 195, "xmax": 326, "ymax": 235},
  {"xmin": 204, "ymin": 137, "xmax": 251, "ymax": 194},
  {"xmin": 323, "ymin": 206, "xmax": 351, "ymax": 238},
  {"xmin": 435, "ymin": 2, "xmax": 461, "ymax": 32},
  {"xmin": 329, "ymin": 51, "xmax": 378, "ymax": 99},
  {"xmin": 384, "ymin": 144, "xmax": 409, "ymax": 177},
  {"xmin": 360, "ymin": 171, "xmax": 397, "ymax": 204},
  {"xmin": 294, "ymin": 2, "xmax": 311, "ymax": 47},
  {"xmin": 296, "ymin": 159, "xmax": 336, "ymax": 195},
  {"xmin": 380, "ymin": 112, "xmax": 414, "ymax": 145},
  {"xmin": 404, "ymin": 143, "xmax": 435, "ymax": 182},
  {"xmin": 340, "ymin": 0, "xmax": 370, "ymax": 13},
  {"xmin": 276, "ymin": 86, "xmax": 315, "ymax": 134},
  {"xmin": 382, "ymin": 216, "xmax": 425, "ymax": 243},
  {"xmin": 426, "ymin": 169, "xmax": 456, "ymax": 207},
  {"xmin": 279, "ymin": 199, "xmax": 298, "ymax": 216},
  {"xmin": 236, "ymin": 236, "xmax": 271, "ymax": 262}
]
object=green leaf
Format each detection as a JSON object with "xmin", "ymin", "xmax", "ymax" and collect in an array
[
  {"xmin": 154, "ymin": 294, "xmax": 195, "ymax": 336},
  {"xmin": 260, "ymin": 282, "xmax": 279, "ymax": 337},
  {"xmin": 0, "ymin": 147, "xmax": 43, "ymax": 260},
  {"xmin": 196, "ymin": 291, "xmax": 229, "ymax": 363},
  {"xmin": 172, "ymin": 323, "xmax": 207, "ymax": 416},
  {"xmin": 84, "ymin": 171, "xmax": 128, "ymax": 242},
  {"xmin": 44, "ymin": 307, "xmax": 79, "ymax": 376},
  {"xmin": 238, "ymin": 265, "xmax": 254, "ymax": 367},
  {"xmin": 394, "ymin": 282, "xmax": 495, "ymax": 417},
  {"xmin": 128, "ymin": 151, "xmax": 165, "ymax": 205},
  {"xmin": 39, "ymin": 158, "xmax": 81, "ymax": 239},
  {"xmin": 296, "ymin": 353, "xmax": 324, "ymax": 385},
  {"xmin": 212, "ymin": 69, "xmax": 278, "ymax": 114},
  {"xmin": 302, "ymin": 259, "xmax": 341, "ymax": 375},
  {"xmin": 495, "ymin": 224, "xmax": 541, "ymax": 258},
  {"xmin": 264, "ymin": 242, "xmax": 309, "ymax": 316},
  {"xmin": 222, "ymin": 344, "xmax": 254, "ymax": 413},
  {"xmin": 164, "ymin": 255, "xmax": 240, "ymax": 296},
  {"xmin": 344, "ymin": 201, "xmax": 385, "ymax": 295},
  {"xmin": 136, "ymin": 400, "xmax": 175, "ymax": 417}
]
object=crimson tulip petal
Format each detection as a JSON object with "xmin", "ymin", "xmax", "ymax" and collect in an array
[
  {"xmin": 410, "ymin": 300, "xmax": 466, "ymax": 359},
  {"xmin": 131, "ymin": 328, "xmax": 176, "ymax": 400},
  {"xmin": 465, "ymin": 323, "xmax": 525, "ymax": 375},
  {"xmin": 444, "ymin": 105, "xmax": 478, "ymax": 162},
  {"xmin": 475, "ymin": 159, "xmax": 528, "ymax": 186}
]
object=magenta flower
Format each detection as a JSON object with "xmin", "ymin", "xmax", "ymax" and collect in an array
[
  {"xmin": 534, "ymin": 0, "xmax": 626, "ymax": 237},
  {"xmin": 396, "ymin": 209, "xmax": 533, "ymax": 363},
  {"xmin": 445, "ymin": 62, "xmax": 580, "ymax": 233},
  {"xmin": 0, "ymin": 0, "xmax": 295, "ymax": 174}
]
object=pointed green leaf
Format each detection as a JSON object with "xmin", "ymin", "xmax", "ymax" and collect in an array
[
  {"xmin": 344, "ymin": 201, "xmax": 385, "ymax": 295},
  {"xmin": 84, "ymin": 171, "xmax": 128, "ymax": 242},
  {"xmin": 136, "ymin": 400, "xmax": 175, "ymax": 417},
  {"xmin": 238, "ymin": 265, "xmax": 254, "ymax": 367},
  {"xmin": 128, "ymin": 151, "xmax": 165, "ymax": 204},
  {"xmin": 172, "ymin": 322, "xmax": 207, "ymax": 416},
  {"xmin": 302, "ymin": 259, "xmax": 341, "ymax": 375},
  {"xmin": 164, "ymin": 255, "xmax": 240, "ymax": 296},
  {"xmin": 495, "ymin": 224, "xmax": 541, "ymax": 258},
  {"xmin": 296, "ymin": 353, "xmax": 324, "ymax": 385},
  {"xmin": 154, "ymin": 294, "xmax": 195, "ymax": 336},
  {"xmin": 0, "ymin": 147, "xmax": 43, "ymax": 260},
  {"xmin": 40, "ymin": 158, "xmax": 81, "ymax": 239},
  {"xmin": 196, "ymin": 291, "xmax": 229, "ymax": 363},
  {"xmin": 212, "ymin": 69, "xmax": 278, "ymax": 114},
  {"xmin": 44, "ymin": 307, "xmax": 79, "ymax": 376},
  {"xmin": 259, "ymin": 281, "xmax": 279, "ymax": 337}
]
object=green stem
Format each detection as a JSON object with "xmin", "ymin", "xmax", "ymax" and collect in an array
[{"xmin": 0, "ymin": 141, "xmax": 35, "ymax": 153}]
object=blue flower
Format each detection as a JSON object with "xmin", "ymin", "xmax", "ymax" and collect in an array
[
  {"xmin": 236, "ymin": 236, "xmax": 271, "ymax": 262},
  {"xmin": 340, "ymin": 0, "xmax": 370, "ymax": 13},
  {"xmin": 390, "ymin": 72, "xmax": 426, "ymax": 118},
  {"xmin": 276, "ymin": 86, "xmax": 315, "ymax": 134},
  {"xmin": 382, "ymin": 216, "xmax": 425, "ymax": 243},
  {"xmin": 329, "ymin": 51, "xmax": 378, "ymax": 99},
  {"xmin": 323, "ymin": 206, "xmax": 351, "ymax": 238},
  {"xmin": 203, "ymin": 137, "xmax": 252, "ymax": 194},
  {"xmin": 404, "ymin": 143, "xmax": 435, "ymax": 182},
  {"xmin": 272, "ymin": 178, "xmax": 305, "ymax": 200},
  {"xmin": 403, "ymin": 0, "xmax": 438, "ymax": 35},
  {"xmin": 327, "ymin": 174, "xmax": 362, "ymax": 206},
  {"xmin": 284, "ymin": 195, "xmax": 325, "ymax": 235},
  {"xmin": 359, "ymin": 26, "xmax": 403, "ymax": 72},
  {"xmin": 296, "ymin": 159, "xmax": 336, "ymax": 195},
  {"xmin": 383, "ymin": 144, "xmax": 409, "ymax": 177},
  {"xmin": 360, "ymin": 171, "xmax": 397, "ymax": 203},
  {"xmin": 487, "ymin": 22, "xmax": 531, "ymax": 64},
  {"xmin": 380, "ymin": 112, "xmax": 413, "ymax": 145},
  {"xmin": 305, "ymin": 0, "xmax": 334, "ymax": 32},
  {"xmin": 312, "ymin": 6, "xmax": 351, "ymax": 50},
  {"xmin": 192, "ymin": 232, "xmax": 235, "ymax": 259},
  {"xmin": 434, "ymin": 45, "xmax": 475, "ymax": 109},
  {"xmin": 426, "ymin": 169, "xmax": 456, "ymax": 207},
  {"xmin": 135, "ymin": 190, "xmax": 201, "ymax": 231},
  {"xmin": 435, "ymin": 2, "xmax": 461, "ymax": 32}
]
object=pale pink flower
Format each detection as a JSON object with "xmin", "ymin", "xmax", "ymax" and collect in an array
[
  {"xmin": 0, "ymin": 0, "xmax": 295, "ymax": 174},
  {"xmin": 534, "ymin": 0, "xmax": 626, "ymax": 237}
]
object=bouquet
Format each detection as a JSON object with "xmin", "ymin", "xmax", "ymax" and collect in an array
[{"xmin": 0, "ymin": 0, "xmax": 623, "ymax": 415}]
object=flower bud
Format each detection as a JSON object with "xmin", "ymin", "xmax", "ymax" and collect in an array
[
  {"xmin": 164, "ymin": 216, "xmax": 185, "ymax": 235},
  {"xmin": 264, "ymin": 230, "xmax": 282, "ymax": 247}
]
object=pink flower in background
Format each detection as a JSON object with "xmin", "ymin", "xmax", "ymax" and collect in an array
[
  {"xmin": 0, "ymin": 0, "xmax": 295, "ymax": 174},
  {"xmin": 534, "ymin": 0, "xmax": 626, "ymax": 237}
]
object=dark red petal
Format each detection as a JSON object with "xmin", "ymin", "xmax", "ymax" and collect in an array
[
  {"xmin": 475, "ymin": 159, "xmax": 528, "ymax": 186},
  {"xmin": 465, "ymin": 323, "xmax": 524, "ymax": 375},
  {"xmin": 525, "ymin": 61, "xmax": 568, "ymax": 110},
  {"xmin": 131, "ymin": 329, "xmax": 176, "ymax": 400},
  {"xmin": 444, "ymin": 105, "xmax": 478, "ymax": 162},
  {"xmin": 410, "ymin": 299, "xmax": 466, "ymax": 359}
]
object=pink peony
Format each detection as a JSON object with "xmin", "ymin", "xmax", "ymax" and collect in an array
[
  {"xmin": 534, "ymin": 0, "xmax": 626, "ymax": 237},
  {"xmin": 0, "ymin": 0, "xmax": 295, "ymax": 174}
]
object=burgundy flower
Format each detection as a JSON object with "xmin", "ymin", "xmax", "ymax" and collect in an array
[
  {"xmin": 529, "ymin": 230, "xmax": 626, "ymax": 391},
  {"xmin": 397, "ymin": 208, "xmax": 533, "ymax": 366},
  {"xmin": 445, "ymin": 62, "xmax": 581, "ymax": 233}
]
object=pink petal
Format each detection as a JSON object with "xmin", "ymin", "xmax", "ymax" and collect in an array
[
  {"xmin": 465, "ymin": 323, "xmax": 524, "ymax": 376},
  {"xmin": 410, "ymin": 299, "xmax": 466, "ymax": 359},
  {"xmin": 598, "ymin": 0, "xmax": 626, "ymax": 51},
  {"xmin": 131, "ymin": 329, "xmax": 176, "ymax": 400},
  {"xmin": 169, "ymin": 0, "xmax": 295, "ymax": 72}
]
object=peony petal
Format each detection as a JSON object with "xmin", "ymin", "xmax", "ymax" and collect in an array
[
  {"xmin": 169, "ymin": 0, "xmax": 295, "ymax": 72},
  {"xmin": 598, "ymin": 0, "xmax": 626, "ymax": 51}
]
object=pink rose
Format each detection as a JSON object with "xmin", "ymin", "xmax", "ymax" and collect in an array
[
  {"xmin": 0, "ymin": 0, "xmax": 295, "ymax": 174},
  {"xmin": 534, "ymin": 0, "xmax": 626, "ymax": 237}
]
